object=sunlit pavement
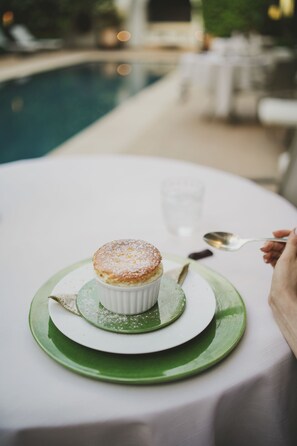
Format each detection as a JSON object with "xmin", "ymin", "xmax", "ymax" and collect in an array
[{"xmin": 0, "ymin": 49, "xmax": 284, "ymax": 188}]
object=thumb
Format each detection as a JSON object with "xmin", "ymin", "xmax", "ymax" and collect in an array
[{"xmin": 282, "ymin": 227, "xmax": 297, "ymax": 260}]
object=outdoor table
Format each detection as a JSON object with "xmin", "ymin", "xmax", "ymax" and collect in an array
[
  {"xmin": 1, "ymin": 155, "xmax": 297, "ymax": 446},
  {"xmin": 179, "ymin": 52, "xmax": 273, "ymax": 118}
]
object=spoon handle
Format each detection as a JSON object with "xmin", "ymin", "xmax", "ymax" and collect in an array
[{"xmin": 250, "ymin": 237, "xmax": 288, "ymax": 243}]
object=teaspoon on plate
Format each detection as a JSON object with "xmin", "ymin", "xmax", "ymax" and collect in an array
[{"xmin": 203, "ymin": 231, "xmax": 288, "ymax": 252}]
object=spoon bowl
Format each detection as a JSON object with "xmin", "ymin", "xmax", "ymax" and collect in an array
[{"xmin": 203, "ymin": 231, "xmax": 287, "ymax": 251}]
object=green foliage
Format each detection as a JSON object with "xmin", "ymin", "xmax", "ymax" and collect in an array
[
  {"xmin": 201, "ymin": 0, "xmax": 269, "ymax": 37},
  {"xmin": 0, "ymin": 0, "xmax": 110, "ymax": 37},
  {"xmin": 94, "ymin": 0, "xmax": 124, "ymax": 29},
  {"xmin": 201, "ymin": 0, "xmax": 297, "ymax": 45}
]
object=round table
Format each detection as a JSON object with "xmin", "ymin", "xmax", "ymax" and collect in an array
[{"xmin": 1, "ymin": 155, "xmax": 297, "ymax": 446}]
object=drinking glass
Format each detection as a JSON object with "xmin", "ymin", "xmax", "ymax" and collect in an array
[{"xmin": 161, "ymin": 177, "xmax": 204, "ymax": 237}]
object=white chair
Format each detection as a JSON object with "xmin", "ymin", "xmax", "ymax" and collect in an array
[
  {"xmin": 258, "ymin": 97, "xmax": 297, "ymax": 207},
  {"xmin": 9, "ymin": 25, "xmax": 63, "ymax": 51},
  {"xmin": 258, "ymin": 98, "xmax": 297, "ymax": 127},
  {"xmin": 279, "ymin": 133, "xmax": 297, "ymax": 207},
  {"xmin": 0, "ymin": 27, "xmax": 37, "ymax": 53}
]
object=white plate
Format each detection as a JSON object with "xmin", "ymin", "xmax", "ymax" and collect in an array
[{"xmin": 48, "ymin": 259, "xmax": 216, "ymax": 355}]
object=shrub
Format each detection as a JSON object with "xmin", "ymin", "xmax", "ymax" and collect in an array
[{"xmin": 201, "ymin": 0, "xmax": 268, "ymax": 37}]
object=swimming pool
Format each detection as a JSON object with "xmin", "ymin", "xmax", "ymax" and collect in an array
[{"xmin": 0, "ymin": 61, "xmax": 175, "ymax": 164}]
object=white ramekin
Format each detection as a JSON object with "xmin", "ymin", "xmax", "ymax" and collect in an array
[{"xmin": 95, "ymin": 274, "xmax": 162, "ymax": 315}]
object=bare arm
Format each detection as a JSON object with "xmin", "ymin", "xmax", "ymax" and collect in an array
[{"xmin": 267, "ymin": 228, "xmax": 297, "ymax": 357}]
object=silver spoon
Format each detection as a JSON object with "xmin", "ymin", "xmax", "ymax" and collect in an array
[{"xmin": 203, "ymin": 231, "xmax": 288, "ymax": 251}]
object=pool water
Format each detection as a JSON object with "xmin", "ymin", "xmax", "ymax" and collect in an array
[{"xmin": 0, "ymin": 61, "xmax": 174, "ymax": 164}]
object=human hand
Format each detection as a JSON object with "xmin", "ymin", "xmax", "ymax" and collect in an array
[
  {"xmin": 269, "ymin": 228, "xmax": 297, "ymax": 304},
  {"xmin": 268, "ymin": 228, "xmax": 297, "ymax": 357},
  {"xmin": 260, "ymin": 229, "xmax": 291, "ymax": 267}
]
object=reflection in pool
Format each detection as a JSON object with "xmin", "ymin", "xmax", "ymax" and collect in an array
[{"xmin": 0, "ymin": 61, "xmax": 175, "ymax": 164}]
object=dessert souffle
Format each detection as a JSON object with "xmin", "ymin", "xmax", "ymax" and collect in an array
[{"xmin": 93, "ymin": 239, "xmax": 163, "ymax": 314}]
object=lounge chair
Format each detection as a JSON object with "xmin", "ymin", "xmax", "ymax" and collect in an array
[
  {"xmin": 279, "ymin": 132, "xmax": 297, "ymax": 208},
  {"xmin": 258, "ymin": 97, "xmax": 297, "ymax": 208},
  {"xmin": 0, "ymin": 27, "xmax": 38, "ymax": 53},
  {"xmin": 8, "ymin": 24, "xmax": 63, "ymax": 51}
]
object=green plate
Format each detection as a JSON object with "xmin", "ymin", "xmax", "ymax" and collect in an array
[
  {"xmin": 76, "ymin": 277, "xmax": 186, "ymax": 334},
  {"xmin": 29, "ymin": 255, "xmax": 246, "ymax": 385}
]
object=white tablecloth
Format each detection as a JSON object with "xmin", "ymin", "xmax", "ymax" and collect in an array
[{"xmin": 1, "ymin": 155, "xmax": 297, "ymax": 446}]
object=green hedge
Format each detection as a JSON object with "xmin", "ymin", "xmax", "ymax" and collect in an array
[
  {"xmin": 201, "ymin": 0, "xmax": 297, "ymax": 45},
  {"xmin": 201, "ymin": 0, "xmax": 268, "ymax": 37},
  {"xmin": 0, "ymin": 0, "xmax": 99, "ymax": 37}
]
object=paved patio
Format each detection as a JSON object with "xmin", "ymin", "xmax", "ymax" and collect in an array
[{"xmin": 0, "ymin": 49, "xmax": 285, "ymax": 187}]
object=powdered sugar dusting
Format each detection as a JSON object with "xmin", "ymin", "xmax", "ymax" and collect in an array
[
  {"xmin": 93, "ymin": 239, "xmax": 162, "ymax": 284},
  {"xmin": 82, "ymin": 296, "xmax": 154, "ymax": 331}
]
